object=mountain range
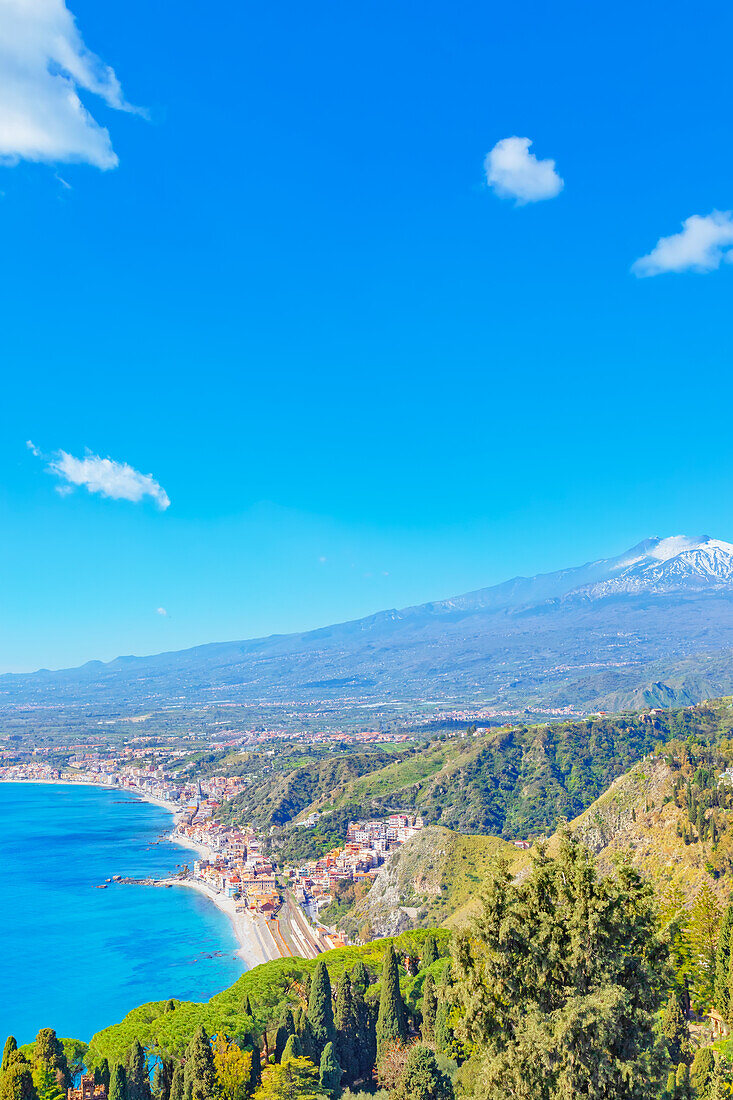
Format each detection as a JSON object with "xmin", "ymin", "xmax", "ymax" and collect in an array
[{"xmin": 4, "ymin": 534, "xmax": 733, "ymax": 714}]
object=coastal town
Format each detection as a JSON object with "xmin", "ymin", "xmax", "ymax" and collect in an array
[{"xmin": 0, "ymin": 752, "xmax": 426, "ymax": 961}]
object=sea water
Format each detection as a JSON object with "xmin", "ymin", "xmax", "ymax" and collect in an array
[{"xmin": 0, "ymin": 783, "xmax": 244, "ymax": 1044}]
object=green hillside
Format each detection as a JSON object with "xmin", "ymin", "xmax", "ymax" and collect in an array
[
  {"xmin": 216, "ymin": 750, "xmax": 398, "ymax": 830},
  {"xmin": 337, "ymin": 825, "xmax": 530, "ymax": 939},
  {"xmin": 85, "ymin": 929, "xmax": 448, "ymax": 1067},
  {"xmin": 270, "ymin": 701, "xmax": 733, "ymax": 864}
]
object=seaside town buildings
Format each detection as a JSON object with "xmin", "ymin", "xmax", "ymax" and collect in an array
[{"xmin": 0, "ymin": 753, "xmax": 428, "ymax": 934}]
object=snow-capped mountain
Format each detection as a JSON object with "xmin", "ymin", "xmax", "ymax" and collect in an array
[
  {"xmin": 409, "ymin": 535, "xmax": 733, "ymax": 616},
  {"xmin": 571, "ymin": 536, "xmax": 733, "ymax": 600},
  {"xmin": 4, "ymin": 534, "xmax": 733, "ymax": 713}
]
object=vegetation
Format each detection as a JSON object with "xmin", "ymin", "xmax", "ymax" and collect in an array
[{"xmin": 452, "ymin": 831, "xmax": 670, "ymax": 1098}]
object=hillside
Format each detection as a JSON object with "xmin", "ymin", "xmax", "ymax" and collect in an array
[
  {"xmin": 215, "ymin": 751, "xmax": 398, "ymax": 831},
  {"xmin": 317, "ymin": 699, "xmax": 733, "ymax": 939},
  {"xmin": 562, "ymin": 712, "xmax": 733, "ymax": 906},
  {"xmin": 268, "ymin": 701, "xmax": 733, "ymax": 859},
  {"xmin": 6, "ymin": 535, "xmax": 733, "ymax": 714},
  {"xmin": 337, "ymin": 825, "xmax": 530, "ymax": 939},
  {"xmin": 85, "ymin": 929, "xmax": 447, "ymax": 1066}
]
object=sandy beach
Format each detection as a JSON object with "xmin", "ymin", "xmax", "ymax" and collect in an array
[
  {"xmin": 160, "ymin": 877, "xmax": 281, "ymax": 969},
  {"xmin": 0, "ymin": 778, "xmax": 282, "ymax": 970}
]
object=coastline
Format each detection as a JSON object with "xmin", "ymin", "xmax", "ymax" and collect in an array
[{"xmin": 0, "ymin": 778, "xmax": 282, "ymax": 969}]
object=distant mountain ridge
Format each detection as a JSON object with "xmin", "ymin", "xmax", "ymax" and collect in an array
[{"xmin": 4, "ymin": 534, "xmax": 733, "ymax": 712}]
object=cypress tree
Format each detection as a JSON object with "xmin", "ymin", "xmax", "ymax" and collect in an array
[
  {"xmin": 334, "ymin": 974, "xmax": 359, "ymax": 1087},
  {"xmin": 715, "ymin": 902, "xmax": 733, "ymax": 1017},
  {"xmin": 281, "ymin": 1036, "xmax": 301, "ymax": 1063},
  {"xmin": 350, "ymin": 961, "xmax": 370, "ymax": 995},
  {"xmin": 318, "ymin": 1043, "xmax": 341, "ymax": 1097},
  {"xmin": 33, "ymin": 1031, "xmax": 69, "ymax": 1091},
  {"xmin": 151, "ymin": 1065, "xmax": 164, "ymax": 1100},
  {"xmin": 675, "ymin": 1062, "xmax": 691, "ymax": 1100},
  {"xmin": 168, "ymin": 1067, "xmax": 183, "ymax": 1100},
  {"xmin": 421, "ymin": 935, "xmax": 439, "ymax": 969},
  {"xmin": 294, "ymin": 1008, "xmax": 317, "ymax": 1064},
  {"xmin": 126, "ymin": 1042, "xmax": 151, "ymax": 1100},
  {"xmin": 390, "ymin": 1046, "xmax": 454, "ymax": 1100},
  {"xmin": 376, "ymin": 944, "xmax": 407, "ymax": 1062},
  {"xmin": 274, "ymin": 1009, "xmax": 295, "ymax": 1063},
  {"xmin": 421, "ymin": 975, "xmax": 438, "ymax": 1042},
  {"xmin": 660, "ymin": 991, "xmax": 692, "ymax": 1065},
  {"xmin": 0, "ymin": 1062, "xmax": 39, "ymax": 1100},
  {"xmin": 109, "ymin": 1066, "xmax": 127, "ymax": 1100},
  {"xmin": 690, "ymin": 1047, "xmax": 715, "ymax": 1096},
  {"xmin": 243, "ymin": 1039, "xmax": 260, "ymax": 1093},
  {"xmin": 2, "ymin": 1039, "xmax": 18, "ymax": 1074},
  {"xmin": 352, "ymin": 980, "xmax": 376, "ymax": 1080},
  {"xmin": 183, "ymin": 1028, "xmax": 220, "ymax": 1100},
  {"xmin": 94, "ymin": 1062, "xmax": 110, "ymax": 1091},
  {"xmin": 307, "ymin": 960, "xmax": 335, "ymax": 1059}
]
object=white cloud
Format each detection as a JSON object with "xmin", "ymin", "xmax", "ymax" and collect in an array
[
  {"xmin": 632, "ymin": 211, "xmax": 733, "ymax": 277},
  {"xmin": 156, "ymin": 607, "xmax": 168, "ymax": 617},
  {"xmin": 0, "ymin": 0, "xmax": 138, "ymax": 169},
  {"xmin": 484, "ymin": 136, "xmax": 563, "ymax": 204},
  {"xmin": 28, "ymin": 441, "xmax": 170, "ymax": 508}
]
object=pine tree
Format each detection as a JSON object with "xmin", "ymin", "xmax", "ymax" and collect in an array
[
  {"xmin": 715, "ymin": 902, "xmax": 733, "ymax": 1017},
  {"xmin": 307, "ymin": 961, "xmax": 335, "ymax": 1059},
  {"xmin": 281, "ymin": 1037, "xmax": 301, "ymax": 1063},
  {"xmin": 333, "ymin": 976, "xmax": 358, "ymax": 1087},
  {"xmin": 109, "ymin": 1065, "xmax": 127, "ymax": 1100},
  {"xmin": 420, "ymin": 976, "xmax": 438, "ymax": 1042},
  {"xmin": 31, "ymin": 1065, "xmax": 62, "ymax": 1100},
  {"xmin": 212, "ymin": 1035, "xmax": 251, "ymax": 1100},
  {"xmin": 452, "ymin": 830, "xmax": 669, "ymax": 1099},
  {"xmin": 183, "ymin": 1029, "xmax": 221, "ymax": 1100},
  {"xmin": 255, "ymin": 1057, "xmax": 323, "ymax": 1100},
  {"xmin": 421, "ymin": 935, "xmax": 439, "ymax": 970},
  {"xmin": 126, "ymin": 1042, "xmax": 151, "ymax": 1100},
  {"xmin": 318, "ymin": 1044, "xmax": 341, "ymax": 1097},
  {"xmin": 390, "ymin": 1046, "xmax": 454, "ymax": 1100},
  {"xmin": 661, "ymin": 991, "xmax": 692, "ymax": 1066},
  {"xmin": 2, "ymin": 1039, "xmax": 18, "ymax": 1073},
  {"xmin": 376, "ymin": 945, "xmax": 408, "ymax": 1063},
  {"xmin": 0, "ymin": 1062, "xmax": 39, "ymax": 1100},
  {"xmin": 690, "ymin": 1047, "xmax": 715, "ymax": 1096}
]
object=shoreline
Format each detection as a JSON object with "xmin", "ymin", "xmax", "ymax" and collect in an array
[{"xmin": 0, "ymin": 778, "xmax": 282, "ymax": 969}]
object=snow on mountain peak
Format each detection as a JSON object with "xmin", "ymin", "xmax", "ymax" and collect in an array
[{"xmin": 576, "ymin": 535, "xmax": 733, "ymax": 599}]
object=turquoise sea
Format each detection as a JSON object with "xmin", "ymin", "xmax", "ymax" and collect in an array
[{"xmin": 0, "ymin": 783, "xmax": 244, "ymax": 1045}]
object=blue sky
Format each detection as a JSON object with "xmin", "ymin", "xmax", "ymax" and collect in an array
[{"xmin": 2, "ymin": 0, "xmax": 733, "ymax": 672}]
